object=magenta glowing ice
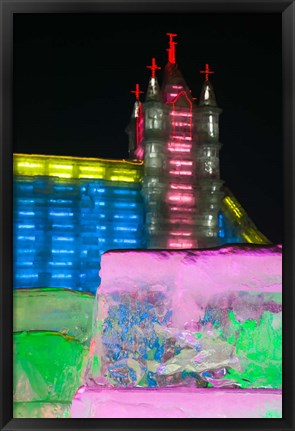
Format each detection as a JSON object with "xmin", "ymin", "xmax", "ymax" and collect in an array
[
  {"xmin": 71, "ymin": 386, "xmax": 282, "ymax": 418},
  {"xmin": 71, "ymin": 244, "xmax": 282, "ymax": 418}
]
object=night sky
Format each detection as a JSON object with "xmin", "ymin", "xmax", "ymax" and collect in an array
[{"xmin": 13, "ymin": 13, "xmax": 283, "ymax": 244}]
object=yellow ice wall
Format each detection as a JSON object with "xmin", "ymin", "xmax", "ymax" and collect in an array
[
  {"xmin": 13, "ymin": 153, "xmax": 143, "ymax": 183},
  {"xmin": 220, "ymin": 187, "xmax": 270, "ymax": 244},
  {"xmin": 13, "ymin": 154, "xmax": 270, "ymax": 245}
]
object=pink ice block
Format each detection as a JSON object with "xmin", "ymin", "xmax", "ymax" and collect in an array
[
  {"xmin": 71, "ymin": 386, "xmax": 282, "ymax": 418},
  {"xmin": 79, "ymin": 244, "xmax": 282, "ymax": 417},
  {"xmin": 98, "ymin": 245, "xmax": 281, "ymax": 295},
  {"xmin": 94, "ymin": 244, "xmax": 281, "ymax": 329}
]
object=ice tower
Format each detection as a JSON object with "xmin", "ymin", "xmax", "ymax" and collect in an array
[
  {"xmin": 195, "ymin": 64, "xmax": 223, "ymax": 247},
  {"xmin": 127, "ymin": 34, "xmax": 224, "ymax": 248}
]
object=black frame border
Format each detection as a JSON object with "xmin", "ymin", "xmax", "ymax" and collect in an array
[{"xmin": 1, "ymin": 1, "xmax": 294, "ymax": 430}]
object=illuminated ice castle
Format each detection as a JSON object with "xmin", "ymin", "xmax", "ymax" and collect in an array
[{"xmin": 13, "ymin": 34, "xmax": 269, "ymax": 293}]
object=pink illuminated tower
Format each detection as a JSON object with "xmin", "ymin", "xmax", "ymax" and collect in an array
[{"xmin": 127, "ymin": 35, "xmax": 224, "ymax": 248}]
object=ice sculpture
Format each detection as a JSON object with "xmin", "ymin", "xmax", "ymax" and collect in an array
[
  {"xmin": 13, "ymin": 35, "xmax": 270, "ymax": 294},
  {"xmin": 13, "ymin": 33, "xmax": 279, "ymax": 420},
  {"xmin": 13, "ymin": 154, "xmax": 270, "ymax": 293},
  {"xmin": 13, "ymin": 157, "xmax": 269, "ymax": 284},
  {"xmin": 72, "ymin": 244, "xmax": 282, "ymax": 418}
]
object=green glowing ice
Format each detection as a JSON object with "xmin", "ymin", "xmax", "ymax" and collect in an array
[
  {"xmin": 13, "ymin": 288, "xmax": 96, "ymax": 417},
  {"xmin": 225, "ymin": 310, "xmax": 282, "ymax": 388},
  {"xmin": 14, "ymin": 331, "xmax": 88, "ymax": 403},
  {"xmin": 13, "ymin": 288, "xmax": 95, "ymax": 344}
]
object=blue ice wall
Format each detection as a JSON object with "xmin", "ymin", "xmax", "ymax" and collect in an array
[
  {"xmin": 13, "ymin": 176, "xmax": 145, "ymax": 294},
  {"xmin": 13, "ymin": 176, "xmax": 269, "ymax": 294}
]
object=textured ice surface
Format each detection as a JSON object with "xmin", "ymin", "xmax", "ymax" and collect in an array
[
  {"xmin": 14, "ymin": 331, "xmax": 88, "ymax": 403},
  {"xmin": 13, "ymin": 288, "xmax": 95, "ymax": 344},
  {"xmin": 85, "ymin": 244, "xmax": 282, "ymax": 390},
  {"xmin": 14, "ymin": 402, "xmax": 71, "ymax": 418},
  {"xmin": 71, "ymin": 386, "xmax": 282, "ymax": 418}
]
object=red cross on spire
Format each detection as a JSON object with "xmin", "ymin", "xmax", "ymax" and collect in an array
[
  {"xmin": 131, "ymin": 83, "xmax": 144, "ymax": 101},
  {"xmin": 166, "ymin": 33, "xmax": 178, "ymax": 64},
  {"xmin": 200, "ymin": 63, "xmax": 214, "ymax": 81},
  {"xmin": 146, "ymin": 58, "xmax": 161, "ymax": 78}
]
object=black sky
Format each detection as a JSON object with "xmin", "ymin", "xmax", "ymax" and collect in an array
[{"xmin": 13, "ymin": 13, "xmax": 283, "ymax": 244}]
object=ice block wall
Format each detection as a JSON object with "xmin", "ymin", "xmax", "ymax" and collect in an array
[
  {"xmin": 13, "ymin": 154, "xmax": 269, "ymax": 293},
  {"xmin": 13, "ymin": 154, "xmax": 144, "ymax": 293},
  {"xmin": 84, "ymin": 244, "xmax": 282, "ymax": 390},
  {"xmin": 13, "ymin": 287, "xmax": 96, "ymax": 418}
]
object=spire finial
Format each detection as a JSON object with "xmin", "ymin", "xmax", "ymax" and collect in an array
[
  {"xmin": 166, "ymin": 33, "xmax": 178, "ymax": 64},
  {"xmin": 200, "ymin": 63, "xmax": 214, "ymax": 81},
  {"xmin": 131, "ymin": 83, "xmax": 144, "ymax": 101},
  {"xmin": 146, "ymin": 58, "xmax": 161, "ymax": 78}
]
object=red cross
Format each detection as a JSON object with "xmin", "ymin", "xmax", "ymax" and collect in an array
[
  {"xmin": 166, "ymin": 33, "xmax": 178, "ymax": 64},
  {"xmin": 131, "ymin": 83, "xmax": 144, "ymax": 101},
  {"xmin": 200, "ymin": 63, "xmax": 214, "ymax": 81},
  {"xmin": 146, "ymin": 58, "xmax": 161, "ymax": 78}
]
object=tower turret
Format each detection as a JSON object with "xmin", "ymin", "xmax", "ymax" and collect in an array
[
  {"xmin": 141, "ymin": 58, "xmax": 170, "ymax": 246},
  {"xmin": 197, "ymin": 64, "xmax": 221, "ymax": 146},
  {"xmin": 195, "ymin": 64, "xmax": 224, "ymax": 247},
  {"xmin": 143, "ymin": 58, "xmax": 167, "ymax": 138},
  {"xmin": 126, "ymin": 83, "xmax": 144, "ymax": 160}
]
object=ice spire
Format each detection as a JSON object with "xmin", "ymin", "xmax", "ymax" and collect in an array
[
  {"xmin": 127, "ymin": 83, "xmax": 144, "ymax": 160},
  {"xmin": 199, "ymin": 64, "xmax": 217, "ymax": 107},
  {"xmin": 131, "ymin": 83, "xmax": 144, "ymax": 102},
  {"xmin": 130, "ymin": 83, "xmax": 143, "ymax": 119},
  {"xmin": 130, "ymin": 99, "xmax": 141, "ymax": 119},
  {"xmin": 161, "ymin": 33, "xmax": 193, "ymax": 104},
  {"xmin": 145, "ymin": 58, "xmax": 161, "ymax": 101}
]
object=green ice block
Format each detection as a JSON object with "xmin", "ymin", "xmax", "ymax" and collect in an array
[
  {"xmin": 223, "ymin": 309, "xmax": 282, "ymax": 388},
  {"xmin": 13, "ymin": 288, "xmax": 95, "ymax": 344},
  {"xmin": 13, "ymin": 331, "xmax": 88, "ymax": 403}
]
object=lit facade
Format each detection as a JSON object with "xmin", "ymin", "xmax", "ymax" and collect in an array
[{"xmin": 13, "ymin": 35, "xmax": 270, "ymax": 293}]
